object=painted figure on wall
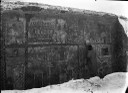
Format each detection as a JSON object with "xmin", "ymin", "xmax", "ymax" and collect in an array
[{"xmin": 86, "ymin": 43, "xmax": 98, "ymax": 77}]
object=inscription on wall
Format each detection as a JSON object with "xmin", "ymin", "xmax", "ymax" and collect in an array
[
  {"xmin": 28, "ymin": 18, "xmax": 56, "ymax": 44},
  {"xmin": 28, "ymin": 17, "xmax": 85, "ymax": 44}
]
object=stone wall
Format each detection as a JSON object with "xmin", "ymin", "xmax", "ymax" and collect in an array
[{"xmin": 1, "ymin": 1, "xmax": 128, "ymax": 90}]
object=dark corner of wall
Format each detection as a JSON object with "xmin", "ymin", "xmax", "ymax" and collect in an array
[{"xmin": 112, "ymin": 17, "xmax": 127, "ymax": 72}]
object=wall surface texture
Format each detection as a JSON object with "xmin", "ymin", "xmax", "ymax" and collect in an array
[{"xmin": 1, "ymin": 1, "xmax": 128, "ymax": 90}]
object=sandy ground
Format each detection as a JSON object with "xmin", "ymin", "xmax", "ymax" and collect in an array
[{"xmin": 1, "ymin": 72, "xmax": 128, "ymax": 93}]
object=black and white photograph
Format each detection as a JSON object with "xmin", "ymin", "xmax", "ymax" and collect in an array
[{"xmin": 1, "ymin": 0, "xmax": 128, "ymax": 93}]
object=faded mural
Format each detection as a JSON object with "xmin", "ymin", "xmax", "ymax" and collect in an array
[{"xmin": 1, "ymin": 5, "xmax": 128, "ymax": 90}]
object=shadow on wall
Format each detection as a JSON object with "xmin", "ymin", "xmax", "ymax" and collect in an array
[{"xmin": 112, "ymin": 19, "xmax": 127, "ymax": 73}]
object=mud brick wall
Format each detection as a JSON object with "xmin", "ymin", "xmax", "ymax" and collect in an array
[{"xmin": 1, "ymin": 1, "xmax": 128, "ymax": 90}]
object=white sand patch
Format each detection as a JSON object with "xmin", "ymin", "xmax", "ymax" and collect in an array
[{"xmin": 1, "ymin": 72, "xmax": 128, "ymax": 93}]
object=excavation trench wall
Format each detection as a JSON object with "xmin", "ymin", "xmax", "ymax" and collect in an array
[{"xmin": 1, "ymin": 2, "xmax": 128, "ymax": 90}]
